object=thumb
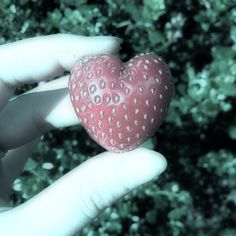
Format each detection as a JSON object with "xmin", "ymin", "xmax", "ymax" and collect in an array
[
  {"xmin": 76, "ymin": 148, "xmax": 167, "ymax": 217},
  {"xmin": 0, "ymin": 148, "xmax": 167, "ymax": 236}
]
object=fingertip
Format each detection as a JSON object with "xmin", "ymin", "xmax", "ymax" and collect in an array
[
  {"xmin": 104, "ymin": 147, "xmax": 168, "ymax": 190},
  {"xmin": 128, "ymin": 147, "xmax": 167, "ymax": 174},
  {"xmin": 55, "ymin": 34, "xmax": 122, "ymax": 70},
  {"xmin": 87, "ymin": 35, "xmax": 122, "ymax": 54},
  {"xmin": 139, "ymin": 148, "xmax": 168, "ymax": 175}
]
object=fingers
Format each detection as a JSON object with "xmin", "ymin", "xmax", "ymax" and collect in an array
[
  {"xmin": 0, "ymin": 148, "xmax": 166, "ymax": 236},
  {"xmin": 0, "ymin": 34, "xmax": 121, "ymax": 86},
  {"xmin": 0, "ymin": 139, "xmax": 39, "ymax": 203},
  {"xmin": 0, "ymin": 76, "xmax": 78, "ymax": 151},
  {"xmin": 0, "ymin": 34, "xmax": 121, "ymax": 111}
]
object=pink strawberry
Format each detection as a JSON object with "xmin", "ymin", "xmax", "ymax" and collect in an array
[{"xmin": 68, "ymin": 53, "xmax": 174, "ymax": 152}]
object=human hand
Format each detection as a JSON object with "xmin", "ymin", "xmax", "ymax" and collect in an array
[{"xmin": 0, "ymin": 34, "xmax": 167, "ymax": 236}]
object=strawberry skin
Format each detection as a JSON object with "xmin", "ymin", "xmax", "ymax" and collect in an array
[{"xmin": 69, "ymin": 53, "xmax": 174, "ymax": 152}]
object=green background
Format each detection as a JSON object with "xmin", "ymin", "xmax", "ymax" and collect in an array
[{"xmin": 1, "ymin": 0, "xmax": 236, "ymax": 235}]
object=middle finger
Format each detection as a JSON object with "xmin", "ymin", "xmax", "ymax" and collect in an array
[{"xmin": 0, "ymin": 76, "xmax": 79, "ymax": 151}]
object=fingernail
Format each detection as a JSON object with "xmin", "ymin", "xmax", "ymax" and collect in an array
[{"xmin": 114, "ymin": 37, "xmax": 123, "ymax": 44}]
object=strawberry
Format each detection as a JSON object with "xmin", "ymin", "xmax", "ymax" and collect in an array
[{"xmin": 68, "ymin": 53, "xmax": 174, "ymax": 152}]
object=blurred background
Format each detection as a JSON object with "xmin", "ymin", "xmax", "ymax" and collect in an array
[{"xmin": 0, "ymin": 0, "xmax": 236, "ymax": 235}]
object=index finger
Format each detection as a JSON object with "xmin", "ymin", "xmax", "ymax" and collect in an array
[
  {"xmin": 0, "ymin": 34, "xmax": 122, "ymax": 86},
  {"xmin": 0, "ymin": 34, "xmax": 121, "ymax": 110}
]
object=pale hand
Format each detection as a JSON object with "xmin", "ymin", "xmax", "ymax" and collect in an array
[{"xmin": 0, "ymin": 34, "xmax": 167, "ymax": 236}]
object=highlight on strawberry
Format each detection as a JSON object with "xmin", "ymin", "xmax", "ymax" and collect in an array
[{"xmin": 68, "ymin": 53, "xmax": 174, "ymax": 152}]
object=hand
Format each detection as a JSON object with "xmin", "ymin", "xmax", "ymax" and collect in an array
[{"xmin": 0, "ymin": 34, "xmax": 167, "ymax": 236}]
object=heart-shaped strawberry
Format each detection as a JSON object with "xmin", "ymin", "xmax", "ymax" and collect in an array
[{"xmin": 68, "ymin": 53, "xmax": 174, "ymax": 152}]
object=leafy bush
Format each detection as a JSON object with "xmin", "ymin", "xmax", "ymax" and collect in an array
[{"xmin": 1, "ymin": 0, "xmax": 235, "ymax": 235}]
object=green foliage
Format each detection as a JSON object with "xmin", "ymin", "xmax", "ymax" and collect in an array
[{"xmin": 1, "ymin": 0, "xmax": 235, "ymax": 235}]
